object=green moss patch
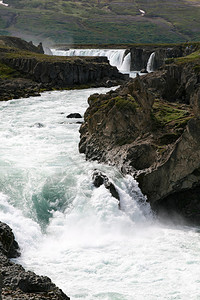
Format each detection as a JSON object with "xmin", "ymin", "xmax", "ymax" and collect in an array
[
  {"xmin": 0, "ymin": 61, "xmax": 20, "ymax": 79},
  {"xmin": 113, "ymin": 96, "xmax": 138, "ymax": 113},
  {"xmin": 176, "ymin": 50, "xmax": 200, "ymax": 64},
  {"xmin": 152, "ymin": 100, "xmax": 190, "ymax": 126}
]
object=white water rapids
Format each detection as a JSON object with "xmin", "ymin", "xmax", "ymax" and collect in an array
[{"xmin": 0, "ymin": 88, "xmax": 200, "ymax": 299}]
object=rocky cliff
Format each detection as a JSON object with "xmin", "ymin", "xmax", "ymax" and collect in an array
[
  {"xmin": 2, "ymin": 55, "xmax": 125, "ymax": 88},
  {"xmin": 129, "ymin": 42, "xmax": 199, "ymax": 72},
  {"xmin": 79, "ymin": 50, "xmax": 200, "ymax": 224}
]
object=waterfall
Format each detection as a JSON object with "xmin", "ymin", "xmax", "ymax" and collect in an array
[
  {"xmin": 120, "ymin": 53, "xmax": 131, "ymax": 73},
  {"xmin": 146, "ymin": 52, "xmax": 155, "ymax": 73},
  {"xmin": 51, "ymin": 48, "xmax": 131, "ymax": 73}
]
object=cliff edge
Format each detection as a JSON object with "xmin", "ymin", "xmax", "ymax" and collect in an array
[{"xmin": 79, "ymin": 50, "xmax": 200, "ymax": 224}]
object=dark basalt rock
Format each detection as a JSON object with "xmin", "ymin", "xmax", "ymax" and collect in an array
[
  {"xmin": 67, "ymin": 113, "xmax": 82, "ymax": 118},
  {"xmin": 0, "ymin": 222, "xmax": 20, "ymax": 259},
  {"xmin": 0, "ymin": 78, "xmax": 42, "ymax": 101},
  {"xmin": 153, "ymin": 186, "xmax": 200, "ymax": 225},
  {"xmin": 92, "ymin": 170, "xmax": 120, "ymax": 206},
  {"xmin": 0, "ymin": 222, "xmax": 70, "ymax": 299},
  {"xmin": 17, "ymin": 272, "xmax": 59, "ymax": 294},
  {"xmin": 2, "ymin": 56, "xmax": 127, "ymax": 89}
]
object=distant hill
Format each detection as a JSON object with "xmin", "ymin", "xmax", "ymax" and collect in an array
[{"xmin": 0, "ymin": 0, "xmax": 200, "ymax": 45}]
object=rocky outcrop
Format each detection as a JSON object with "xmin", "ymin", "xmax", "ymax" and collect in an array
[
  {"xmin": 79, "ymin": 56, "xmax": 200, "ymax": 224},
  {"xmin": 0, "ymin": 222, "xmax": 70, "ymax": 299},
  {"xmin": 66, "ymin": 113, "xmax": 82, "ymax": 118},
  {"xmin": 138, "ymin": 118, "xmax": 200, "ymax": 223},
  {"xmin": 92, "ymin": 170, "xmax": 120, "ymax": 206},
  {"xmin": 0, "ymin": 221, "xmax": 20, "ymax": 258},
  {"xmin": 0, "ymin": 78, "xmax": 42, "ymax": 101}
]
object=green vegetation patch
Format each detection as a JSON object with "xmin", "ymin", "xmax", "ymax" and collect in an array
[
  {"xmin": 1, "ymin": 0, "xmax": 200, "ymax": 44},
  {"xmin": 87, "ymin": 95, "xmax": 139, "ymax": 121},
  {"xmin": 176, "ymin": 50, "xmax": 200, "ymax": 64},
  {"xmin": 0, "ymin": 61, "xmax": 20, "ymax": 78},
  {"xmin": 114, "ymin": 96, "xmax": 138, "ymax": 113},
  {"xmin": 151, "ymin": 99, "xmax": 193, "ymax": 145},
  {"xmin": 152, "ymin": 100, "xmax": 190, "ymax": 125}
]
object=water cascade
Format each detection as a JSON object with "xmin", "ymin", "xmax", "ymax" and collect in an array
[
  {"xmin": 146, "ymin": 52, "xmax": 155, "ymax": 73},
  {"xmin": 120, "ymin": 52, "xmax": 131, "ymax": 73},
  {"xmin": 1, "ymin": 88, "xmax": 200, "ymax": 299},
  {"xmin": 51, "ymin": 48, "xmax": 131, "ymax": 73}
]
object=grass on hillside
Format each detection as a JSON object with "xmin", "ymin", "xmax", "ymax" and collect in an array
[{"xmin": 0, "ymin": 0, "xmax": 200, "ymax": 44}]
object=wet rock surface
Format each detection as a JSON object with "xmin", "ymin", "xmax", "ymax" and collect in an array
[
  {"xmin": 92, "ymin": 170, "xmax": 120, "ymax": 206},
  {"xmin": 0, "ymin": 222, "xmax": 70, "ymax": 300},
  {"xmin": 66, "ymin": 113, "xmax": 82, "ymax": 118}
]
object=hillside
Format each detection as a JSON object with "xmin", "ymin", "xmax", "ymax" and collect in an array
[{"xmin": 0, "ymin": 0, "xmax": 200, "ymax": 45}]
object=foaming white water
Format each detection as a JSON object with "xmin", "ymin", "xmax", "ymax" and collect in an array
[
  {"xmin": 51, "ymin": 48, "xmax": 131, "ymax": 73},
  {"xmin": 147, "ymin": 52, "xmax": 155, "ymax": 73},
  {"xmin": 0, "ymin": 88, "xmax": 200, "ymax": 300}
]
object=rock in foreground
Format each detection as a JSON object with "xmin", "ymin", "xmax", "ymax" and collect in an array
[{"xmin": 0, "ymin": 221, "xmax": 70, "ymax": 300}]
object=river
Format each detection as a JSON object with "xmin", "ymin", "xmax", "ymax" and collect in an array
[{"xmin": 0, "ymin": 87, "xmax": 200, "ymax": 299}]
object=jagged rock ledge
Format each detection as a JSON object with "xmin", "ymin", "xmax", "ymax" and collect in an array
[
  {"xmin": 0, "ymin": 221, "xmax": 70, "ymax": 300},
  {"xmin": 79, "ymin": 50, "xmax": 200, "ymax": 224}
]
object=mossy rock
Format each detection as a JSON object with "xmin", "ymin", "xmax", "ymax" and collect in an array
[{"xmin": 0, "ymin": 61, "xmax": 20, "ymax": 79}]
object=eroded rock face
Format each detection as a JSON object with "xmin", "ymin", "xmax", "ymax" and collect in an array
[
  {"xmin": 138, "ymin": 118, "xmax": 200, "ymax": 211},
  {"xmin": 2, "ymin": 56, "xmax": 127, "ymax": 88},
  {"xmin": 79, "ymin": 60, "xmax": 200, "ymax": 224}
]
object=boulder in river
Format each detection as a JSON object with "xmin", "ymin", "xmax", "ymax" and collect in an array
[
  {"xmin": 92, "ymin": 170, "xmax": 120, "ymax": 206},
  {"xmin": 67, "ymin": 113, "xmax": 82, "ymax": 118}
]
